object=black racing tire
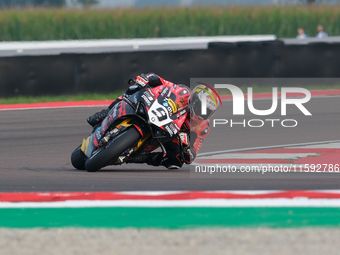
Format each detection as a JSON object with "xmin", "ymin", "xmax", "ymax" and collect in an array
[
  {"xmin": 71, "ymin": 145, "xmax": 87, "ymax": 170},
  {"xmin": 85, "ymin": 127, "xmax": 141, "ymax": 172}
]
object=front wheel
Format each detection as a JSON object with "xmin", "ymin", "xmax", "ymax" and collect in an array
[
  {"xmin": 71, "ymin": 145, "xmax": 87, "ymax": 170},
  {"xmin": 85, "ymin": 127, "xmax": 141, "ymax": 172}
]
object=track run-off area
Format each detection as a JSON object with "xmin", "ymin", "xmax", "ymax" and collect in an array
[{"xmin": 0, "ymin": 89, "xmax": 339, "ymax": 230}]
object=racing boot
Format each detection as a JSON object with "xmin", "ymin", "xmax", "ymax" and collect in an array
[
  {"xmin": 127, "ymin": 153, "xmax": 163, "ymax": 166},
  {"xmin": 87, "ymin": 109, "xmax": 109, "ymax": 127}
]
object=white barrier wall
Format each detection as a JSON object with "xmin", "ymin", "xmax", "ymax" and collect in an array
[{"xmin": 0, "ymin": 35, "xmax": 276, "ymax": 57}]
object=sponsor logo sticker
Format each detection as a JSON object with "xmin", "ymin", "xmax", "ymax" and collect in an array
[{"xmin": 168, "ymin": 98, "xmax": 178, "ymax": 113}]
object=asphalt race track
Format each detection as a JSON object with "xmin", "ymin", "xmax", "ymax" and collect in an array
[{"xmin": 0, "ymin": 96, "xmax": 339, "ymax": 192}]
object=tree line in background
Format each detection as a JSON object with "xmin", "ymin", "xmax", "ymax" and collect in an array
[
  {"xmin": 0, "ymin": 6, "xmax": 339, "ymax": 40},
  {"xmin": 0, "ymin": 0, "xmax": 98, "ymax": 7}
]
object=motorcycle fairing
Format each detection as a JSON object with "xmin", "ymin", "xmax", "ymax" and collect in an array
[
  {"xmin": 83, "ymin": 84, "xmax": 190, "ymax": 158},
  {"xmin": 81, "ymin": 117, "xmax": 135, "ymax": 157},
  {"xmin": 92, "ymin": 100, "xmax": 136, "ymax": 147},
  {"xmin": 126, "ymin": 86, "xmax": 189, "ymax": 139}
]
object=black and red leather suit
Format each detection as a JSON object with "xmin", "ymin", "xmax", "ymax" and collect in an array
[{"xmin": 87, "ymin": 73, "xmax": 210, "ymax": 169}]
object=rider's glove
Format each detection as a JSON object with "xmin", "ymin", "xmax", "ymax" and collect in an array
[
  {"xmin": 183, "ymin": 146, "xmax": 196, "ymax": 164},
  {"xmin": 179, "ymin": 132, "xmax": 189, "ymax": 147},
  {"xmin": 179, "ymin": 132, "xmax": 196, "ymax": 164},
  {"xmin": 135, "ymin": 73, "xmax": 149, "ymax": 87}
]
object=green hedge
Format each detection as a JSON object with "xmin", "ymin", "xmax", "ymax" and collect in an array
[{"xmin": 0, "ymin": 6, "xmax": 340, "ymax": 41}]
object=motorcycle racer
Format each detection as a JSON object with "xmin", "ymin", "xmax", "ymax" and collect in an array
[{"xmin": 87, "ymin": 73, "xmax": 221, "ymax": 169}]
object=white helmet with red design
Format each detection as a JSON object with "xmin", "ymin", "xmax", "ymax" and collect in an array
[{"xmin": 189, "ymin": 83, "xmax": 222, "ymax": 120}]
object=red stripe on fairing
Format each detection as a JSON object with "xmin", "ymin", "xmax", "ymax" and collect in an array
[
  {"xmin": 118, "ymin": 101, "xmax": 126, "ymax": 117},
  {"xmin": 120, "ymin": 101, "xmax": 124, "ymax": 116},
  {"xmin": 123, "ymin": 101, "xmax": 127, "ymax": 116},
  {"xmin": 133, "ymin": 124, "xmax": 143, "ymax": 136},
  {"xmin": 0, "ymin": 100, "xmax": 111, "ymax": 110},
  {"xmin": 93, "ymin": 134, "xmax": 98, "ymax": 147},
  {"xmin": 220, "ymin": 89, "xmax": 340, "ymax": 101},
  {"xmin": 118, "ymin": 103, "xmax": 123, "ymax": 117},
  {"xmin": 1, "ymin": 190, "xmax": 340, "ymax": 202}
]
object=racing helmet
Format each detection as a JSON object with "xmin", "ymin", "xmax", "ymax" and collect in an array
[{"xmin": 189, "ymin": 83, "xmax": 222, "ymax": 120}]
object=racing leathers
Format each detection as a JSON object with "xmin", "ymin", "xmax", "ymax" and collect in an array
[{"xmin": 87, "ymin": 73, "xmax": 210, "ymax": 169}]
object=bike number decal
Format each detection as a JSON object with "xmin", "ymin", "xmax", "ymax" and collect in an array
[
  {"xmin": 148, "ymin": 101, "xmax": 173, "ymax": 127},
  {"xmin": 152, "ymin": 108, "xmax": 167, "ymax": 122}
]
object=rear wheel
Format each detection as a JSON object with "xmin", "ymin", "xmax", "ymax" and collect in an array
[
  {"xmin": 85, "ymin": 127, "xmax": 141, "ymax": 172},
  {"xmin": 71, "ymin": 145, "xmax": 87, "ymax": 170}
]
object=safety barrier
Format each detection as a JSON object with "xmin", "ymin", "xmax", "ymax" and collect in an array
[{"xmin": 1, "ymin": 40, "xmax": 340, "ymax": 97}]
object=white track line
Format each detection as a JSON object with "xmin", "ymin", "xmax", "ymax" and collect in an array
[
  {"xmin": 290, "ymin": 142, "xmax": 340, "ymax": 149},
  {"xmin": 197, "ymin": 140, "xmax": 340, "ymax": 157},
  {"xmin": 198, "ymin": 153, "xmax": 317, "ymax": 160}
]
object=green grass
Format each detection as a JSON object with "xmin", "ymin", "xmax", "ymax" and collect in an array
[
  {"xmin": 0, "ymin": 6, "xmax": 340, "ymax": 40},
  {"xmin": 0, "ymin": 91, "xmax": 124, "ymax": 104},
  {"xmin": 0, "ymin": 85, "xmax": 339, "ymax": 104}
]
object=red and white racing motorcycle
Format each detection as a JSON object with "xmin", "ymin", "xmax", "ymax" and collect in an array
[{"xmin": 71, "ymin": 83, "xmax": 191, "ymax": 172}]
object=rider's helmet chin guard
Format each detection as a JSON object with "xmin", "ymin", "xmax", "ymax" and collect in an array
[{"xmin": 189, "ymin": 83, "xmax": 222, "ymax": 121}]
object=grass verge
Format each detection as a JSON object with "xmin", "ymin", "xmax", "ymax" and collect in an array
[{"xmin": 1, "ymin": 85, "xmax": 339, "ymax": 104}]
